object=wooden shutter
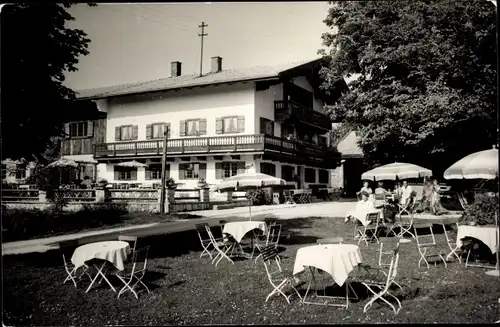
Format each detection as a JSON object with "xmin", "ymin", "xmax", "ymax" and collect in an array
[
  {"xmin": 259, "ymin": 118, "xmax": 266, "ymax": 134},
  {"xmin": 215, "ymin": 118, "xmax": 223, "ymax": 134},
  {"xmin": 237, "ymin": 162, "xmax": 245, "ymax": 175},
  {"xmin": 65, "ymin": 123, "xmax": 70, "ymax": 138},
  {"xmin": 146, "ymin": 124, "xmax": 153, "ymax": 140},
  {"xmin": 114, "ymin": 168, "xmax": 120, "ymax": 180},
  {"xmin": 115, "ymin": 127, "xmax": 121, "ymax": 141},
  {"xmin": 87, "ymin": 121, "xmax": 94, "ymax": 137},
  {"xmin": 131, "ymin": 125, "xmax": 138, "ymax": 140},
  {"xmin": 165, "ymin": 123, "xmax": 171, "ymax": 138},
  {"xmin": 145, "ymin": 168, "xmax": 151, "ymax": 180},
  {"xmin": 179, "ymin": 164, "xmax": 185, "ymax": 179},
  {"xmin": 131, "ymin": 168, "xmax": 137, "ymax": 181},
  {"xmin": 237, "ymin": 116, "xmax": 245, "ymax": 133},
  {"xmin": 179, "ymin": 120, "xmax": 186, "ymax": 137},
  {"xmin": 199, "ymin": 119, "xmax": 207, "ymax": 135},
  {"xmin": 215, "ymin": 162, "xmax": 223, "ymax": 179},
  {"xmin": 199, "ymin": 163, "xmax": 207, "ymax": 179}
]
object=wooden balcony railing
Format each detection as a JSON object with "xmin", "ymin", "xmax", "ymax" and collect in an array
[
  {"xmin": 274, "ymin": 100, "xmax": 331, "ymax": 130},
  {"xmin": 94, "ymin": 134, "xmax": 338, "ymax": 162}
]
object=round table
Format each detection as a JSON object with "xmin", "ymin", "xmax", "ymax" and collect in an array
[
  {"xmin": 293, "ymin": 244, "xmax": 363, "ymax": 286},
  {"xmin": 222, "ymin": 221, "xmax": 267, "ymax": 243},
  {"xmin": 71, "ymin": 241, "xmax": 131, "ymax": 293}
]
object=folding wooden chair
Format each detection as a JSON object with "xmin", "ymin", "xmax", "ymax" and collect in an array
[
  {"xmin": 376, "ymin": 239, "xmax": 403, "ymax": 292},
  {"xmin": 59, "ymin": 239, "xmax": 91, "ymax": 288},
  {"xmin": 359, "ymin": 246, "xmax": 402, "ymax": 314},
  {"xmin": 441, "ymin": 221, "xmax": 461, "ymax": 262},
  {"xmin": 115, "ymin": 246, "xmax": 151, "ymax": 299},
  {"xmin": 414, "ymin": 223, "xmax": 448, "ymax": 269},
  {"xmin": 205, "ymin": 225, "xmax": 235, "ymax": 267},
  {"xmin": 261, "ymin": 245, "xmax": 302, "ymax": 304},
  {"xmin": 388, "ymin": 210, "xmax": 416, "ymax": 239},
  {"xmin": 253, "ymin": 224, "xmax": 282, "ymax": 262},
  {"xmin": 118, "ymin": 235, "xmax": 138, "ymax": 260},
  {"xmin": 355, "ymin": 212, "xmax": 381, "ymax": 246},
  {"xmin": 195, "ymin": 223, "xmax": 220, "ymax": 260}
]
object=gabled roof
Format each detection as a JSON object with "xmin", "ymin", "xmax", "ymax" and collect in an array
[
  {"xmin": 76, "ymin": 59, "xmax": 324, "ymax": 100},
  {"xmin": 337, "ymin": 130, "xmax": 364, "ymax": 158}
]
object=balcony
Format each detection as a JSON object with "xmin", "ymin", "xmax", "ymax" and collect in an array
[
  {"xmin": 94, "ymin": 134, "xmax": 340, "ymax": 168},
  {"xmin": 274, "ymin": 100, "xmax": 331, "ymax": 131}
]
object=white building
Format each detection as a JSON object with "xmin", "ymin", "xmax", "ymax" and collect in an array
[{"xmin": 69, "ymin": 57, "xmax": 345, "ymax": 188}]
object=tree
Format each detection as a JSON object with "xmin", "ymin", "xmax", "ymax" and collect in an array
[
  {"xmin": 319, "ymin": 0, "xmax": 497, "ymax": 176},
  {"xmin": 1, "ymin": 3, "xmax": 95, "ymax": 165}
]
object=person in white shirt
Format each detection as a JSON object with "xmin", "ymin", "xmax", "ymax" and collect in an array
[
  {"xmin": 400, "ymin": 180, "xmax": 413, "ymax": 205},
  {"xmin": 357, "ymin": 181, "xmax": 373, "ymax": 197},
  {"xmin": 345, "ymin": 191, "xmax": 378, "ymax": 224}
]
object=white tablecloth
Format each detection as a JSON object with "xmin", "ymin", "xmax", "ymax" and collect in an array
[
  {"xmin": 71, "ymin": 241, "xmax": 130, "ymax": 271},
  {"xmin": 456, "ymin": 225, "xmax": 499, "ymax": 254},
  {"xmin": 293, "ymin": 244, "xmax": 363, "ymax": 286},
  {"xmin": 222, "ymin": 221, "xmax": 267, "ymax": 243},
  {"xmin": 346, "ymin": 209, "xmax": 381, "ymax": 226}
]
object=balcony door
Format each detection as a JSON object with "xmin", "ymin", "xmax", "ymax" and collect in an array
[{"xmin": 296, "ymin": 165, "xmax": 303, "ymax": 189}]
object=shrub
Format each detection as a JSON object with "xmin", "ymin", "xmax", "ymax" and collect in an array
[
  {"xmin": 459, "ymin": 193, "xmax": 499, "ymax": 226},
  {"xmin": 245, "ymin": 189, "xmax": 272, "ymax": 206}
]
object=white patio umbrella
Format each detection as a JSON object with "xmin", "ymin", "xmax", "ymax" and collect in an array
[
  {"xmin": 443, "ymin": 148, "xmax": 498, "ymax": 180},
  {"xmin": 210, "ymin": 170, "xmax": 287, "ymax": 220},
  {"xmin": 361, "ymin": 162, "xmax": 433, "ymax": 181},
  {"xmin": 47, "ymin": 158, "xmax": 78, "ymax": 168},
  {"xmin": 115, "ymin": 160, "xmax": 149, "ymax": 168}
]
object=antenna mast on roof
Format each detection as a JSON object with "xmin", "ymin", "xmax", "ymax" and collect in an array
[{"xmin": 198, "ymin": 22, "xmax": 208, "ymax": 77}]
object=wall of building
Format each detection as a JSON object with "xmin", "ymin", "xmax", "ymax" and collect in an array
[
  {"xmin": 106, "ymin": 83, "xmax": 256, "ymax": 142},
  {"xmin": 254, "ymin": 83, "xmax": 283, "ymax": 136},
  {"xmin": 289, "ymin": 76, "xmax": 325, "ymax": 113}
]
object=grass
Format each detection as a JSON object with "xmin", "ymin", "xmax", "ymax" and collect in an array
[{"xmin": 3, "ymin": 217, "xmax": 500, "ymax": 325}]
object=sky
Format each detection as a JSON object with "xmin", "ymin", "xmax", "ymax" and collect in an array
[{"xmin": 64, "ymin": 2, "xmax": 333, "ymax": 91}]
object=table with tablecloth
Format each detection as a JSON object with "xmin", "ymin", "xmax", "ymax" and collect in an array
[
  {"xmin": 293, "ymin": 244, "xmax": 363, "ymax": 307},
  {"xmin": 456, "ymin": 225, "xmax": 499, "ymax": 254},
  {"xmin": 222, "ymin": 221, "xmax": 267, "ymax": 243},
  {"xmin": 71, "ymin": 241, "xmax": 130, "ymax": 292}
]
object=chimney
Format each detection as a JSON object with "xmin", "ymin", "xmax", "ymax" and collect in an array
[
  {"xmin": 211, "ymin": 56, "xmax": 222, "ymax": 73},
  {"xmin": 171, "ymin": 61, "xmax": 182, "ymax": 77}
]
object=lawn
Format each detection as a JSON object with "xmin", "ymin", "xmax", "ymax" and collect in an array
[{"xmin": 3, "ymin": 217, "xmax": 499, "ymax": 325}]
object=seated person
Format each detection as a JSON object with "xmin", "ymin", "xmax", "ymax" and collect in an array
[
  {"xmin": 357, "ymin": 181, "xmax": 373, "ymax": 199},
  {"xmin": 400, "ymin": 180, "xmax": 413, "ymax": 206},
  {"xmin": 373, "ymin": 181, "xmax": 388, "ymax": 207},
  {"xmin": 345, "ymin": 191, "xmax": 380, "ymax": 225}
]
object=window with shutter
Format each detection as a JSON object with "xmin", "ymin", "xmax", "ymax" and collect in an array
[
  {"xmin": 179, "ymin": 163, "xmax": 200, "ymax": 179},
  {"xmin": 220, "ymin": 162, "xmax": 242, "ymax": 178},
  {"xmin": 222, "ymin": 117, "xmax": 238, "ymax": 134},
  {"xmin": 185, "ymin": 120, "xmax": 201, "ymax": 136},
  {"xmin": 114, "ymin": 166, "xmax": 138, "ymax": 181},
  {"xmin": 69, "ymin": 121, "xmax": 89, "ymax": 138}
]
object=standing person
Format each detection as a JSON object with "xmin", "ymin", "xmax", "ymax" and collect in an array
[
  {"xmin": 400, "ymin": 180, "xmax": 413, "ymax": 206},
  {"xmin": 430, "ymin": 178, "xmax": 448, "ymax": 215}
]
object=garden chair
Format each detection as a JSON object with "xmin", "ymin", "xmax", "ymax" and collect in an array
[
  {"xmin": 118, "ymin": 235, "xmax": 138, "ymax": 260},
  {"xmin": 284, "ymin": 190, "xmax": 295, "ymax": 204},
  {"xmin": 261, "ymin": 245, "xmax": 302, "ymax": 304},
  {"xmin": 219, "ymin": 220, "xmax": 227, "ymax": 237},
  {"xmin": 355, "ymin": 212, "xmax": 381, "ymax": 246},
  {"xmin": 387, "ymin": 209, "xmax": 416, "ymax": 240},
  {"xmin": 396, "ymin": 192, "xmax": 417, "ymax": 218},
  {"xmin": 374, "ymin": 193, "xmax": 386, "ymax": 209},
  {"xmin": 441, "ymin": 221, "xmax": 461, "ymax": 262},
  {"xmin": 414, "ymin": 223, "xmax": 447, "ymax": 269},
  {"xmin": 59, "ymin": 240, "xmax": 91, "ymax": 288},
  {"xmin": 115, "ymin": 246, "xmax": 151, "ymax": 299},
  {"xmin": 205, "ymin": 225, "xmax": 235, "ymax": 267},
  {"xmin": 253, "ymin": 224, "xmax": 282, "ymax": 262},
  {"xmin": 359, "ymin": 246, "xmax": 402, "ymax": 314},
  {"xmin": 195, "ymin": 223, "xmax": 221, "ymax": 260}
]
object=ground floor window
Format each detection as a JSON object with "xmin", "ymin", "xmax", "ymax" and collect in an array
[
  {"xmin": 318, "ymin": 169, "xmax": 329, "ymax": 184},
  {"xmin": 281, "ymin": 165, "xmax": 295, "ymax": 182},
  {"xmin": 114, "ymin": 167, "xmax": 137, "ymax": 181},
  {"xmin": 146, "ymin": 164, "xmax": 170, "ymax": 180},
  {"xmin": 260, "ymin": 162, "xmax": 276, "ymax": 177},
  {"xmin": 305, "ymin": 168, "xmax": 316, "ymax": 183},
  {"xmin": 15, "ymin": 168, "xmax": 26, "ymax": 180},
  {"xmin": 179, "ymin": 163, "xmax": 206, "ymax": 180},
  {"xmin": 215, "ymin": 162, "xmax": 245, "ymax": 179}
]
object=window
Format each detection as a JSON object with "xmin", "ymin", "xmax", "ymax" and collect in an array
[
  {"xmin": 223, "ymin": 117, "xmax": 238, "ymax": 133},
  {"xmin": 259, "ymin": 117, "xmax": 274, "ymax": 136},
  {"xmin": 215, "ymin": 162, "xmax": 244, "ymax": 179},
  {"xmin": 115, "ymin": 125, "xmax": 138, "ymax": 141},
  {"xmin": 179, "ymin": 163, "xmax": 206, "ymax": 180},
  {"xmin": 146, "ymin": 123, "xmax": 171, "ymax": 139},
  {"xmin": 69, "ymin": 122, "xmax": 88, "ymax": 137},
  {"xmin": 114, "ymin": 167, "xmax": 137, "ymax": 181},
  {"xmin": 16, "ymin": 168, "xmax": 26, "ymax": 180},
  {"xmin": 305, "ymin": 168, "xmax": 316, "ymax": 183},
  {"xmin": 1, "ymin": 164, "xmax": 6, "ymax": 180},
  {"xmin": 281, "ymin": 124, "xmax": 295, "ymax": 139},
  {"xmin": 180, "ymin": 119, "xmax": 207, "ymax": 137},
  {"xmin": 281, "ymin": 165, "xmax": 295, "ymax": 182},
  {"xmin": 216, "ymin": 116, "xmax": 245, "ymax": 134},
  {"xmin": 260, "ymin": 162, "xmax": 276, "ymax": 177},
  {"xmin": 318, "ymin": 136, "xmax": 327, "ymax": 147},
  {"xmin": 186, "ymin": 120, "xmax": 200, "ymax": 136},
  {"xmin": 146, "ymin": 164, "xmax": 170, "ymax": 180},
  {"xmin": 318, "ymin": 169, "xmax": 329, "ymax": 184}
]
